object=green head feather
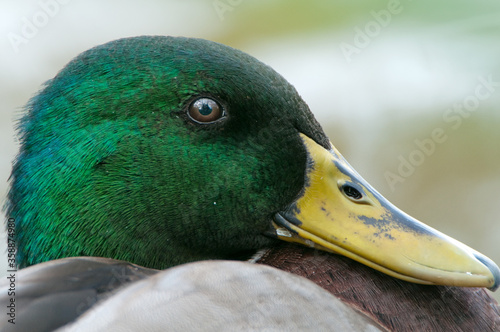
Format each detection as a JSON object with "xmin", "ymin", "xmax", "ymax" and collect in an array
[{"xmin": 6, "ymin": 36, "xmax": 329, "ymax": 269}]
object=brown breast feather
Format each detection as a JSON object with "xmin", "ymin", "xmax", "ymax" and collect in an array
[{"xmin": 258, "ymin": 243, "xmax": 500, "ymax": 332}]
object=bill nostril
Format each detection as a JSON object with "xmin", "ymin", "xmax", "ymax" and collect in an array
[{"xmin": 342, "ymin": 184, "xmax": 362, "ymax": 200}]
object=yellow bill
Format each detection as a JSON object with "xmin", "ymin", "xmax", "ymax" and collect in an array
[{"xmin": 272, "ymin": 133, "xmax": 500, "ymax": 290}]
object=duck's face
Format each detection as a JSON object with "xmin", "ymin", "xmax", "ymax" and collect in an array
[
  {"xmin": 9, "ymin": 36, "xmax": 499, "ymax": 290},
  {"xmin": 11, "ymin": 36, "xmax": 329, "ymax": 268}
]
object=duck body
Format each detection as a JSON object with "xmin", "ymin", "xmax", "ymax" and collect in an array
[
  {"xmin": 1, "ymin": 247, "xmax": 498, "ymax": 331},
  {"xmin": 6, "ymin": 257, "xmax": 381, "ymax": 332},
  {"xmin": 3, "ymin": 36, "xmax": 500, "ymax": 331}
]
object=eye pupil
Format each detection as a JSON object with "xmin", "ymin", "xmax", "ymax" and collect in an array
[
  {"xmin": 199, "ymin": 103, "xmax": 213, "ymax": 116},
  {"xmin": 343, "ymin": 185, "xmax": 362, "ymax": 200},
  {"xmin": 188, "ymin": 97, "xmax": 224, "ymax": 124}
]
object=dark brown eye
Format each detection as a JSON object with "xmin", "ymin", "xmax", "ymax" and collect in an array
[{"xmin": 188, "ymin": 98, "xmax": 224, "ymax": 124}]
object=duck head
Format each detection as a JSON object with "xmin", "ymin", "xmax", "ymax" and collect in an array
[{"xmin": 7, "ymin": 36, "xmax": 499, "ymax": 290}]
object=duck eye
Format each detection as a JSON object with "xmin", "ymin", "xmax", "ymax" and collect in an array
[
  {"xmin": 188, "ymin": 98, "xmax": 224, "ymax": 124},
  {"xmin": 342, "ymin": 184, "xmax": 363, "ymax": 200}
]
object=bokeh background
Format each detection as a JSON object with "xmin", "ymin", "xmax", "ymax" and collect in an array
[{"xmin": 1, "ymin": 0, "xmax": 499, "ymax": 302}]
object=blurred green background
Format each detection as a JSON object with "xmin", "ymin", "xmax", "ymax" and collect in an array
[{"xmin": 1, "ymin": 0, "xmax": 499, "ymax": 301}]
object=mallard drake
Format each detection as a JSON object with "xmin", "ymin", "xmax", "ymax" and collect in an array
[{"xmin": 2, "ymin": 36, "xmax": 499, "ymax": 331}]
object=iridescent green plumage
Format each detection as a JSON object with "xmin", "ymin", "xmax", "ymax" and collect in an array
[{"xmin": 7, "ymin": 36, "xmax": 329, "ymax": 268}]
